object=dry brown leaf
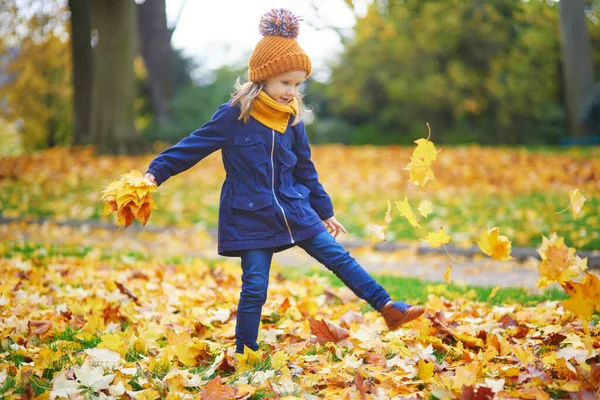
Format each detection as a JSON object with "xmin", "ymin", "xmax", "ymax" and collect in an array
[
  {"xmin": 308, "ymin": 318, "xmax": 350, "ymax": 345},
  {"xmin": 201, "ymin": 376, "xmax": 238, "ymax": 400}
]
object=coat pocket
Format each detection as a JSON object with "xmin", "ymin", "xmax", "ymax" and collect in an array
[
  {"xmin": 234, "ymin": 134, "xmax": 263, "ymax": 147},
  {"xmin": 232, "ymin": 180, "xmax": 275, "ymax": 237},
  {"xmin": 279, "ymin": 184, "xmax": 318, "ymax": 223},
  {"xmin": 234, "ymin": 133, "xmax": 268, "ymax": 168}
]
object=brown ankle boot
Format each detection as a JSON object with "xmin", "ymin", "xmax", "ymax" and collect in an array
[{"xmin": 381, "ymin": 303, "xmax": 425, "ymax": 330}]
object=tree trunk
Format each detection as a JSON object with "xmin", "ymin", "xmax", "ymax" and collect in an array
[
  {"xmin": 137, "ymin": 0, "xmax": 172, "ymax": 124},
  {"xmin": 68, "ymin": 0, "xmax": 93, "ymax": 145},
  {"xmin": 90, "ymin": 0, "xmax": 144, "ymax": 154},
  {"xmin": 559, "ymin": 0, "xmax": 594, "ymax": 138}
]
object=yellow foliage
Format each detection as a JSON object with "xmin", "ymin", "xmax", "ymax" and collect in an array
[
  {"xmin": 537, "ymin": 234, "xmax": 588, "ymax": 288},
  {"xmin": 424, "ymin": 227, "xmax": 451, "ymax": 248},
  {"xmin": 395, "ymin": 196, "xmax": 421, "ymax": 228},
  {"xmin": 476, "ymin": 227, "xmax": 514, "ymax": 261},
  {"xmin": 0, "ymin": 33, "xmax": 72, "ymax": 150},
  {"xmin": 101, "ymin": 170, "xmax": 158, "ymax": 227}
]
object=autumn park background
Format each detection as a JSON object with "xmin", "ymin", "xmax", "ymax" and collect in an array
[{"xmin": 0, "ymin": 0, "xmax": 599, "ymax": 399}]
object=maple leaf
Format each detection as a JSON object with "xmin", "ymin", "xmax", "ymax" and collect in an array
[
  {"xmin": 235, "ymin": 346, "xmax": 263, "ymax": 373},
  {"xmin": 308, "ymin": 318, "xmax": 350, "ymax": 345},
  {"xmin": 413, "ymin": 137, "xmax": 438, "ymax": 165},
  {"xmin": 200, "ymin": 376, "xmax": 237, "ymax": 399},
  {"xmin": 424, "ymin": 227, "xmax": 451, "ymax": 248},
  {"xmin": 418, "ymin": 199, "xmax": 433, "ymax": 218},
  {"xmin": 76, "ymin": 361, "xmax": 114, "ymax": 391},
  {"xmin": 405, "ymin": 156, "xmax": 436, "ymax": 187},
  {"xmin": 476, "ymin": 227, "xmax": 514, "ymax": 261},
  {"xmin": 364, "ymin": 352, "xmax": 387, "ymax": 367},
  {"xmin": 556, "ymin": 188, "xmax": 586, "ymax": 219},
  {"xmin": 395, "ymin": 196, "xmax": 421, "ymax": 228},
  {"xmin": 28, "ymin": 319, "xmax": 52, "ymax": 337},
  {"xmin": 404, "ymin": 123, "xmax": 439, "ymax": 187},
  {"xmin": 417, "ymin": 359, "xmax": 434, "ymax": 380},
  {"xmin": 50, "ymin": 371, "xmax": 81, "ymax": 400},
  {"xmin": 562, "ymin": 272, "xmax": 600, "ymax": 321},
  {"xmin": 98, "ymin": 333, "xmax": 127, "ymax": 357},
  {"xmin": 537, "ymin": 234, "xmax": 588, "ymax": 288},
  {"xmin": 270, "ymin": 351, "xmax": 287, "ymax": 370}
]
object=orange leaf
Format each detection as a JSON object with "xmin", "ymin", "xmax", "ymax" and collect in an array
[
  {"xmin": 460, "ymin": 385, "xmax": 494, "ymax": 400},
  {"xmin": 355, "ymin": 370, "xmax": 367, "ymax": 400},
  {"xmin": 308, "ymin": 318, "xmax": 350, "ymax": 345},
  {"xmin": 115, "ymin": 281, "xmax": 140, "ymax": 305},
  {"xmin": 200, "ymin": 376, "xmax": 237, "ymax": 400}
]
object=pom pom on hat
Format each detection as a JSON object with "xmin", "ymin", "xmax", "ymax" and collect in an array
[
  {"xmin": 248, "ymin": 8, "xmax": 312, "ymax": 82},
  {"xmin": 259, "ymin": 8, "xmax": 301, "ymax": 39}
]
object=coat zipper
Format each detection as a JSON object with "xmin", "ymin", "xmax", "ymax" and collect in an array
[{"xmin": 271, "ymin": 129, "xmax": 295, "ymax": 243}]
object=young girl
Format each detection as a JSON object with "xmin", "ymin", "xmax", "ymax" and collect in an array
[{"xmin": 145, "ymin": 9, "xmax": 424, "ymax": 354}]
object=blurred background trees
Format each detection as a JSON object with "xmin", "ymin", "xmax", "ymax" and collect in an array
[
  {"xmin": 320, "ymin": 0, "xmax": 600, "ymax": 145},
  {"xmin": 0, "ymin": 0, "xmax": 598, "ymax": 154}
]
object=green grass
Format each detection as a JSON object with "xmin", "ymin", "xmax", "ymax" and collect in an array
[
  {"xmin": 284, "ymin": 268, "xmax": 568, "ymax": 306},
  {"xmin": 378, "ymin": 191, "xmax": 600, "ymax": 251}
]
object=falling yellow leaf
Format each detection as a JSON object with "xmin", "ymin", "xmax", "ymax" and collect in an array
[
  {"xmin": 404, "ymin": 124, "xmax": 438, "ymax": 187},
  {"xmin": 556, "ymin": 188, "xmax": 586, "ymax": 219},
  {"xmin": 424, "ymin": 227, "xmax": 451, "ymax": 248},
  {"xmin": 537, "ymin": 234, "xmax": 588, "ymax": 288},
  {"xmin": 413, "ymin": 138, "xmax": 438, "ymax": 165},
  {"xmin": 488, "ymin": 286, "xmax": 500, "ymax": 300},
  {"xmin": 395, "ymin": 196, "xmax": 421, "ymax": 228},
  {"xmin": 367, "ymin": 224, "xmax": 386, "ymax": 244},
  {"xmin": 476, "ymin": 227, "xmax": 514, "ymax": 262},
  {"xmin": 384, "ymin": 200, "xmax": 392, "ymax": 224},
  {"xmin": 418, "ymin": 200, "xmax": 433, "ymax": 218},
  {"xmin": 443, "ymin": 265, "xmax": 451, "ymax": 284},
  {"xmin": 405, "ymin": 157, "xmax": 435, "ymax": 187}
]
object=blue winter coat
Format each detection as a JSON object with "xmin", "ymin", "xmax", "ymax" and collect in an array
[{"xmin": 146, "ymin": 101, "xmax": 333, "ymax": 257}]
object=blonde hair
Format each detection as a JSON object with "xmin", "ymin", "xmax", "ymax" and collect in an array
[{"xmin": 231, "ymin": 78, "xmax": 305, "ymax": 126}]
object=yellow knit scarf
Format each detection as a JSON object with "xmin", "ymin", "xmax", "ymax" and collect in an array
[{"xmin": 250, "ymin": 90, "xmax": 298, "ymax": 133}]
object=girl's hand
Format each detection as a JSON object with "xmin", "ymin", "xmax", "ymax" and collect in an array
[
  {"xmin": 144, "ymin": 172, "xmax": 157, "ymax": 185},
  {"xmin": 324, "ymin": 216, "xmax": 347, "ymax": 238}
]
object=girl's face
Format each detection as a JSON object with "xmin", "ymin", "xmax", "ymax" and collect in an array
[{"xmin": 263, "ymin": 70, "xmax": 307, "ymax": 105}]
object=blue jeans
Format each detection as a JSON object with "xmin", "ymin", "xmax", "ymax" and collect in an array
[{"xmin": 235, "ymin": 230, "xmax": 392, "ymax": 353}]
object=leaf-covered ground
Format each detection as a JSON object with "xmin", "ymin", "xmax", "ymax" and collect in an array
[
  {"xmin": 1, "ymin": 221, "xmax": 599, "ymax": 399},
  {"xmin": 0, "ymin": 145, "xmax": 598, "ymax": 250},
  {"xmin": 0, "ymin": 145, "xmax": 599, "ymax": 399}
]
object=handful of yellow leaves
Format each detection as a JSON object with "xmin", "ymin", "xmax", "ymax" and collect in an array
[{"xmin": 101, "ymin": 170, "xmax": 157, "ymax": 227}]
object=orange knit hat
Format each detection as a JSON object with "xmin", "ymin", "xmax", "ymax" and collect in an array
[{"xmin": 248, "ymin": 9, "xmax": 312, "ymax": 82}]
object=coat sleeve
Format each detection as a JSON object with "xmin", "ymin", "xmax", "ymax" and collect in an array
[
  {"xmin": 146, "ymin": 103, "xmax": 232, "ymax": 186},
  {"xmin": 292, "ymin": 122, "xmax": 335, "ymax": 220}
]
